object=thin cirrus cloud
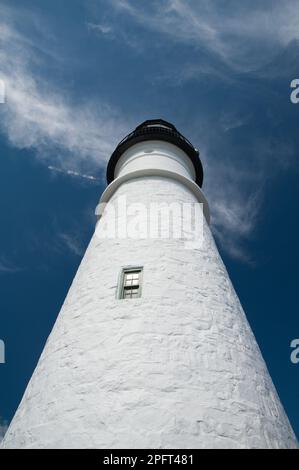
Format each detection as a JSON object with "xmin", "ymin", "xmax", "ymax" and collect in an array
[
  {"xmin": 48, "ymin": 165, "xmax": 100, "ymax": 182},
  {"xmin": 0, "ymin": 256, "xmax": 23, "ymax": 274},
  {"xmin": 0, "ymin": 6, "xmax": 269, "ymax": 264},
  {"xmin": 107, "ymin": 0, "xmax": 299, "ymax": 73},
  {"xmin": 197, "ymin": 142, "xmax": 263, "ymax": 264},
  {"xmin": 0, "ymin": 8, "xmax": 126, "ymax": 175},
  {"xmin": 1, "ymin": 3, "xmax": 295, "ymax": 264},
  {"xmin": 117, "ymin": 0, "xmax": 298, "ymax": 262},
  {"xmin": 58, "ymin": 232, "xmax": 85, "ymax": 258}
]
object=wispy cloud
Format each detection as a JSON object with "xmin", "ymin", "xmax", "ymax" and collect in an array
[
  {"xmin": 1, "ymin": 2, "xmax": 296, "ymax": 266},
  {"xmin": 108, "ymin": 0, "xmax": 299, "ymax": 72},
  {"xmin": 87, "ymin": 1, "xmax": 298, "ymax": 263},
  {"xmin": 210, "ymin": 189, "xmax": 262, "ymax": 265},
  {"xmin": 48, "ymin": 166, "xmax": 99, "ymax": 182},
  {"xmin": 86, "ymin": 19, "xmax": 143, "ymax": 51},
  {"xmin": 0, "ymin": 5, "xmax": 127, "ymax": 173},
  {"xmin": 58, "ymin": 232, "xmax": 84, "ymax": 257},
  {"xmin": 219, "ymin": 112, "xmax": 251, "ymax": 133},
  {"xmin": 201, "ymin": 150, "xmax": 262, "ymax": 263},
  {"xmin": 87, "ymin": 22, "xmax": 113, "ymax": 35},
  {"xmin": 0, "ymin": 257, "xmax": 22, "ymax": 274}
]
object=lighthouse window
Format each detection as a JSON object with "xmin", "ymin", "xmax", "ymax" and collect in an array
[{"xmin": 119, "ymin": 268, "xmax": 143, "ymax": 299}]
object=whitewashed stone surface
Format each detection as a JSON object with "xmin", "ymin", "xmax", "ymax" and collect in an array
[{"xmin": 1, "ymin": 176, "xmax": 297, "ymax": 449}]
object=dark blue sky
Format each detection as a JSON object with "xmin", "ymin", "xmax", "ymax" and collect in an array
[{"xmin": 0, "ymin": 0, "xmax": 298, "ymax": 440}]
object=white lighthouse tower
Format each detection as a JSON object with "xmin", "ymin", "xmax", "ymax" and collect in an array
[{"xmin": 2, "ymin": 120, "xmax": 297, "ymax": 449}]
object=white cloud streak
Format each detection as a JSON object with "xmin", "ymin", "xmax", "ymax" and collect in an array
[
  {"xmin": 0, "ymin": 257, "xmax": 22, "ymax": 274},
  {"xmin": 200, "ymin": 149, "xmax": 262, "ymax": 263},
  {"xmin": 1, "ymin": 2, "xmax": 296, "ymax": 264},
  {"xmin": 87, "ymin": 22, "xmax": 113, "ymax": 35},
  {"xmin": 87, "ymin": 2, "xmax": 298, "ymax": 263},
  {"xmin": 109, "ymin": 0, "xmax": 299, "ymax": 72},
  {"xmin": 0, "ymin": 6, "xmax": 127, "ymax": 173},
  {"xmin": 58, "ymin": 232, "xmax": 84, "ymax": 257},
  {"xmin": 48, "ymin": 166, "xmax": 99, "ymax": 181}
]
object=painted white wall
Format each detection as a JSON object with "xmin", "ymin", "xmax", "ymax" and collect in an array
[
  {"xmin": 1, "ymin": 144, "xmax": 297, "ymax": 449},
  {"xmin": 114, "ymin": 141, "xmax": 196, "ymax": 181},
  {"xmin": 99, "ymin": 141, "xmax": 210, "ymax": 224}
]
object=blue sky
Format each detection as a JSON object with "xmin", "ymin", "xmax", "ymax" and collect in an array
[{"xmin": 0, "ymin": 0, "xmax": 298, "ymax": 440}]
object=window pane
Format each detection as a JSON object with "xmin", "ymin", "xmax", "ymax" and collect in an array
[{"xmin": 120, "ymin": 268, "xmax": 143, "ymax": 299}]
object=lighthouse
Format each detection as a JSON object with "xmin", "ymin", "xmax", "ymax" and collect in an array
[{"xmin": 1, "ymin": 119, "xmax": 297, "ymax": 448}]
